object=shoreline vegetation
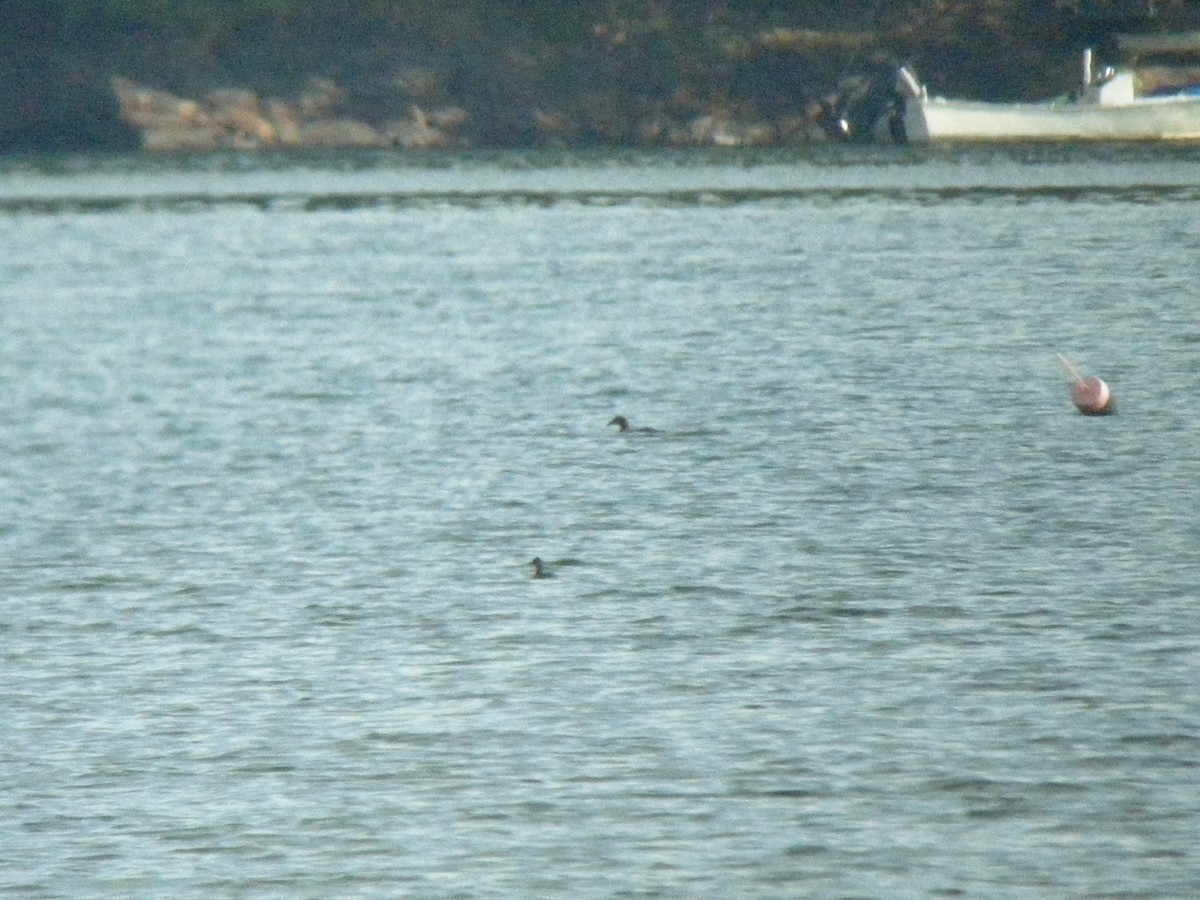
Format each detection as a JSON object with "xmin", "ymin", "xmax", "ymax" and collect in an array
[{"xmin": 2, "ymin": 1, "xmax": 1190, "ymax": 154}]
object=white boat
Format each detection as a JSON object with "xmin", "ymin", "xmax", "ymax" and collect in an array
[{"xmin": 896, "ymin": 47, "xmax": 1200, "ymax": 142}]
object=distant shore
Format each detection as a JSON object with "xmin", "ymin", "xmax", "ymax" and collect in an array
[
  {"xmin": 4, "ymin": 3, "xmax": 1194, "ymax": 155},
  {"xmin": 109, "ymin": 72, "xmax": 859, "ymax": 153}
]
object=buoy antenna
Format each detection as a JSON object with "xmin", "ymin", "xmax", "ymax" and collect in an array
[{"xmin": 1055, "ymin": 353, "xmax": 1086, "ymax": 386}]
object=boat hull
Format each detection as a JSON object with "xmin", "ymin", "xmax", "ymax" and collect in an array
[{"xmin": 904, "ymin": 95, "xmax": 1200, "ymax": 142}]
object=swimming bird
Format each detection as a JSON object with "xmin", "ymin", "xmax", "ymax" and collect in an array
[
  {"xmin": 530, "ymin": 557, "xmax": 554, "ymax": 579},
  {"xmin": 608, "ymin": 415, "xmax": 660, "ymax": 435}
]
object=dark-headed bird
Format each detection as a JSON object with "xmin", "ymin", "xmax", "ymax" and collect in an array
[{"xmin": 608, "ymin": 415, "xmax": 660, "ymax": 435}]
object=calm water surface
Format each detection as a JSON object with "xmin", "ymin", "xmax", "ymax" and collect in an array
[{"xmin": 2, "ymin": 147, "xmax": 1199, "ymax": 897}]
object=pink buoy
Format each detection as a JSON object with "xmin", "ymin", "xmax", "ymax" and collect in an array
[
  {"xmin": 1057, "ymin": 354, "xmax": 1115, "ymax": 416},
  {"xmin": 1071, "ymin": 376, "xmax": 1113, "ymax": 415}
]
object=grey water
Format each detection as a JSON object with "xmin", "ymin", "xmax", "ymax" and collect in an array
[{"xmin": 2, "ymin": 146, "xmax": 1199, "ymax": 898}]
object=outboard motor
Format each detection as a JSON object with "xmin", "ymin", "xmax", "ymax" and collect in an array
[
  {"xmin": 815, "ymin": 70, "xmax": 900, "ymax": 143},
  {"xmin": 815, "ymin": 98, "xmax": 852, "ymax": 141}
]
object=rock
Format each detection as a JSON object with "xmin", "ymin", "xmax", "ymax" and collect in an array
[
  {"xmin": 686, "ymin": 112, "xmax": 775, "ymax": 147},
  {"xmin": 777, "ymin": 113, "xmax": 824, "ymax": 143},
  {"xmin": 113, "ymin": 75, "xmax": 399, "ymax": 150},
  {"xmin": 299, "ymin": 76, "xmax": 345, "ymax": 119},
  {"xmin": 427, "ymin": 106, "xmax": 468, "ymax": 130},
  {"xmin": 112, "ymin": 77, "xmax": 200, "ymax": 129},
  {"xmin": 267, "ymin": 100, "xmax": 303, "ymax": 145},
  {"xmin": 113, "ymin": 77, "xmax": 223, "ymax": 150},
  {"xmin": 203, "ymin": 88, "xmax": 276, "ymax": 146},
  {"xmin": 298, "ymin": 118, "xmax": 386, "ymax": 148},
  {"xmin": 756, "ymin": 28, "xmax": 875, "ymax": 53},
  {"xmin": 384, "ymin": 105, "xmax": 467, "ymax": 148},
  {"xmin": 140, "ymin": 122, "xmax": 223, "ymax": 153},
  {"xmin": 113, "ymin": 77, "xmax": 270, "ymax": 149}
]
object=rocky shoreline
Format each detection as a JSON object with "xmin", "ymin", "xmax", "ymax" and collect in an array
[
  {"xmin": 110, "ymin": 71, "xmax": 860, "ymax": 153},
  {"xmin": 111, "ymin": 76, "xmax": 472, "ymax": 152},
  {"xmin": 11, "ymin": 2, "xmax": 1199, "ymax": 156}
]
